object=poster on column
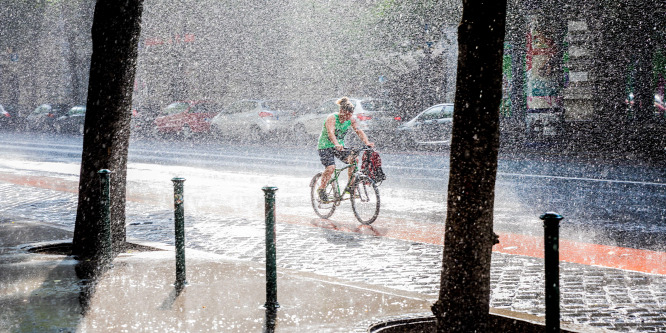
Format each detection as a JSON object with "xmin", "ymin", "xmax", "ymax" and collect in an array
[{"xmin": 526, "ymin": 16, "xmax": 563, "ymax": 142}]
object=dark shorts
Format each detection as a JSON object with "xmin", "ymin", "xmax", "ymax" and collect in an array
[{"xmin": 318, "ymin": 148, "xmax": 351, "ymax": 167}]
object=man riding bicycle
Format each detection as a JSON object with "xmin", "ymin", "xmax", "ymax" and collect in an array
[{"xmin": 317, "ymin": 97, "xmax": 374, "ymax": 201}]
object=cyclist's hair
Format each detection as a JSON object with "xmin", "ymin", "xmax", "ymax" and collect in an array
[{"xmin": 336, "ymin": 97, "xmax": 355, "ymax": 113}]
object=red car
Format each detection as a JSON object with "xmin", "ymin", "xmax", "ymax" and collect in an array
[{"xmin": 153, "ymin": 101, "xmax": 221, "ymax": 138}]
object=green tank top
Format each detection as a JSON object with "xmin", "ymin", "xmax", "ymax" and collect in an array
[{"xmin": 317, "ymin": 114, "xmax": 351, "ymax": 149}]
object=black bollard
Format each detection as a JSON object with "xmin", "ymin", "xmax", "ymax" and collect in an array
[
  {"xmin": 172, "ymin": 177, "xmax": 187, "ymax": 288},
  {"xmin": 263, "ymin": 307, "xmax": 278, "ymax": 333},
  {"xmin": 262, "ymin": 186, "xmax": 279, "ymax": 309},
  {"xmin": 541, "ymin": 212, "xmax": 563, "ymax": 333},
  {"xmin": 98, "ymin": 169, "xmax": 112, "ymax": 262}
]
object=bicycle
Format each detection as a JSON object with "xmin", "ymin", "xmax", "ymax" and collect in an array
[{"xmin": 309, "ymin": 146, "xmax": 380, "ymax": 225}]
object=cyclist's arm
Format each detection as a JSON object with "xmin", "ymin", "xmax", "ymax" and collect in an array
[
  {"xmin": 350, "ymin": 118, "xmax": 374, "ymax": 148},
  {"xmin": 325, "ymin": 115, "xmax": 343, "ymax": 150}
]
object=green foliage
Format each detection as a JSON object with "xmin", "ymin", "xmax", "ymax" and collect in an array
[
  {"xmin": 652, "ymin": 50, "xmax": 665, "ymax": 86},
  {"xmin": 0, "ymin": 1, "xmax": 45, "ymax": 50},
  {"xmin": 371, "ymin": 0, "xmax": 461, "ymax": 52}
]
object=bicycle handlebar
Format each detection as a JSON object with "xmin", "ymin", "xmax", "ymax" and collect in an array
[{"xmin": 344, "ymin": 146, "xmax": 374, "ymax": 154}]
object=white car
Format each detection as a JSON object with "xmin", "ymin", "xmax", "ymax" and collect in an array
[
  {"xmin": 395, "ymin": 103, "xmax": 454, "ymax": 148},
  {"xmin": 291, "ymin": 98, "xmax": 342, "ymax": 141},
  {"xmin": 210, "ymin": 99, "xmax": 305, "ymax": 142},
  {"xmin": 293, "ymin": 97, "xmax": 400, "ymax": 146}
]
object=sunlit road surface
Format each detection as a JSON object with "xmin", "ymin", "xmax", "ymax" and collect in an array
[
  {"xmin": 279, "ymin": 217, "xmax": 666, "ymax": 276},
  {"xmin": 0, "ymin": 131, "xmax": 663, "ymax": 276}
]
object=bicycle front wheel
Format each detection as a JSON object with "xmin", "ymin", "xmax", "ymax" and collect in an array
[
  {"xmin": 310, "ymin": 172, "xmax": 337, "ymax": 219},
  {"xmin": 350, "ymin": 174, "xmax": 380, "ymax": 224}
]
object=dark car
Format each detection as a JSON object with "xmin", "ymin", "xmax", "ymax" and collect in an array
[
  {"xmin": 25, "ymin": 103, "xmax": 70, "ymax": 132},
  {"xmin": 153, "ymin": 101, "xmax": 220, "ymax": 138},
  {"xmin": 395, "ymin": 103, "xmax": 454, "ymax": 149},
  {"xmin": 54, "ymin": 105, "xmax": 86, "ymax": 135}
]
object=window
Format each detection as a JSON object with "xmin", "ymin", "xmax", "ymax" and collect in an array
[
  {"xmin": 419, "ymin": 106, "xmax": 444, "ymax": 121},
  {"xmin": 34, "ymin": 105, "xmax": 51, "ymax": 114},
  {"xmin": 192, "ymin": 102, "xmax": 219, "ymax": 114},
  {"xmin": 163, "ymin": 102, "xmax": 189, "ymax": 115},
  {"xmin": 440, "ymin": 105, "xmax": 454, "ymax": 118},
  {"xmin": 68, "ymin": 107, "xmax": 86, "ymax": 116}
]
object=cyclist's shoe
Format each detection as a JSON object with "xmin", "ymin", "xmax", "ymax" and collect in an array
[
  {"xmin": 344, "ymin": 186, "xmax": 360, "ymax": 199},
  {"xmin": 344, "ymin": 181, "xmax": 355, "ymax": 194},
  {"xmin": 318, "ymin": 188, "xmax": 329, "ymax": 202}
]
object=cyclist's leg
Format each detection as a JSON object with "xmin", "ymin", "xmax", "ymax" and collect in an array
[
  {"xmin": 318, "ymin": 149, "xmax": 336, "ymax": 201},
  {"xmin": 341, "ymin": 150, "xmax": 357, "ymax": 189},
  {"xmin": 320, "ymin": 165, "xmax": 335, "ymax": 189},
  {"xmin": 318, "ymin": 149, "xmax": 336, "ymax": 188}
]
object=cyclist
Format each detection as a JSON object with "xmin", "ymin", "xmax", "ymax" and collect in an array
[{"xmin": 317, "ymin": 97, "xmax": 374, "ymax": 201}]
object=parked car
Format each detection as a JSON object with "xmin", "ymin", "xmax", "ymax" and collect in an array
[
  {"xmin": 395, "ymin": 103, "xmax": 454, "ymax": 149},
  {"xmin": 292, "ymin": 97, "xmax": 401, "ymax": 146},
  {"xmin": 54, "ymin": 105, "xmax": 86, "ymax": 134},
  {"xmin": 0, "ymin": 104, "xmax": 12, "ymax": 129},
  {"xmin": 210, "ymin": 99, "xmax": 306, "ymax": 142},
  {"xmin": 153, "ymin": 101, "xmax": 221, "ymax": 139},
  {"xmin": 350, "ymin": 98, "xmax": 401, "ymax": 145},
  {"xmin": 290, "ymin": 98, "xmax": 344, "ymax": 141},
  {"xmin": 25, "ymin": 103, "xmax": 70, "ymax": 132}
]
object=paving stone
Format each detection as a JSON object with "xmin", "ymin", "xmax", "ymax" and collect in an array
[{"xmin": 1, "ymin": 183, "xmax": 665, "ymax": 332}]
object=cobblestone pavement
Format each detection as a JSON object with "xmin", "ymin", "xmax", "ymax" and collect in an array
[{"xmin": 1, "ymin": 183, "xmax": 665, "ymax": 332}]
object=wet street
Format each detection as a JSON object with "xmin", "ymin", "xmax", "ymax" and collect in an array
[{"xmin": 1, "ymin": 131, "xmax": 664, "ymax": 252}]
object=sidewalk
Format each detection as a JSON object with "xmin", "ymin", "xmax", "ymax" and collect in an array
[
  {"xmin": 1, "ymin": 219, "xmax": 437, "ymax": 332},
  {"xmin": 0, "ymin": 219, "xmax": 614, "ymax": 333}
]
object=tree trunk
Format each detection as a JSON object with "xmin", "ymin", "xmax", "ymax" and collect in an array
[
  {"xmin": 72, "ymin": 0, "xmax": 144, "ymax": 258},
  {"xmin": 432, "ymin": 1, "xmax": 507, "ymax": 332}
]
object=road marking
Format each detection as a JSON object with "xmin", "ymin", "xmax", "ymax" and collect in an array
[
  {"xmin": 499, "ymin": 172, "xmax": 666, "ymax": 187},
  {"xmin": 495, "ymin": 233, "xmax": 666, "ymax": 275},
  {"xmin": 0, "ymin": 173, "xmax": 78, "ymax": 194},
  {"xmin": 282, "ymin": 214, "xmax": 666, "ymax": 276}
]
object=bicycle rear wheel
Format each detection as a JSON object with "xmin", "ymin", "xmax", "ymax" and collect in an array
[
  {"xmin": 350, "ymin": 174, "xmax": 380, "ymax": 224},
  {"xmin": 310, "ymin": 172, "xmax": 337, "ymax": 219}
]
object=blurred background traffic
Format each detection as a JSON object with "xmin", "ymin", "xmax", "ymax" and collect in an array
[{"xmin": 0, "ymin": 0, "xmax": 664, "ymax": 156}]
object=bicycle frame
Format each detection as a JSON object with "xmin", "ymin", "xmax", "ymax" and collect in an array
[{"xmin": 326, "ymin": 156, "xmax": 363, "ymax": 203}]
